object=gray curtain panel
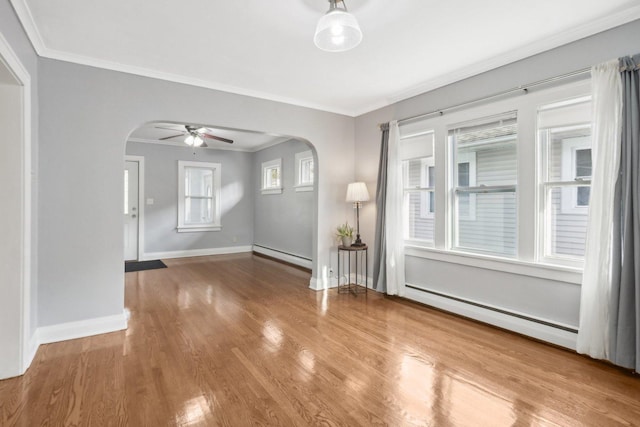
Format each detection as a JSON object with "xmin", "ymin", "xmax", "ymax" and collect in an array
[
  {"xmin": 373, "ymin": 123, "xmax": 390, "ymax": 292},
  {"xmin": 610, "ymin": 54, "xmax": 640, "ymax": 372}
]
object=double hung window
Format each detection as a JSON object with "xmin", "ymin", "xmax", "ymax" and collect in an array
[
  {"xmin": 295, "ymin": 151, "xmax": 314, "ymax": 191},
  {"xmin": 450, "ymin": 113, "xmax": 518, "ymax": 257},
  {"xmin": 178, "ymin": 161, "xmax": 222, "ymax": 232},
  {"xmin": 401, "ymin": 130, "xmax": 435, "ymax": 245},
  {"xmin": 538, "ymin": 96, "xmax": 592, "ymax": 264},
  {"xmin": 261, "ymin": 158, "xmax": 282, "ymax": 194}
]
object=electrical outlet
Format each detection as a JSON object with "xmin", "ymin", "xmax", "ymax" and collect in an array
[{"xmin": 232, "ymin": 236, "xmax": 237, "ymax": 243}]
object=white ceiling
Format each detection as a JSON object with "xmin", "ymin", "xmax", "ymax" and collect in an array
[
  {"xmin": 11, "ymin": 0, "xmax": 640, "ymax": 116},
  {"xmin": 128, "ymin": 122, "xmax": 291, "ymax": 152}
]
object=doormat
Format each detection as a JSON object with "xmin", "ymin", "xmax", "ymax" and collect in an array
[{"xmin": 125, "ymin": 259, "xmax": 167, "ymax": 273}]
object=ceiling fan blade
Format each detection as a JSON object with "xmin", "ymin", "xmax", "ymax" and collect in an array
[
  {"xmin": 159, "ymin": 133, "xmax": 186, "ymax": 141},
  {"xmin": 154, "ymin": 125, "xmax": 184, "ymax": 132},
  {"xmin": 201, "ymin": 133, "xmax": 234, "ymax": 144}
]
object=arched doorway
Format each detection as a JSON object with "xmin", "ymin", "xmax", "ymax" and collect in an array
[{"xmin": 123, "ymin": 122, "xmax": 318, "ymax": 279}]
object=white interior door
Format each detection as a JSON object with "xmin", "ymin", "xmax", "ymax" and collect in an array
[{"xmin": 124, "ymin": 161, "xmax": 139, "ymax": 261}]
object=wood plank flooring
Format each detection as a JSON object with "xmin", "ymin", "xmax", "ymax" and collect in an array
[{"xmin": 1, "ymin": 253, "xmax": 639, "ymax": 426}]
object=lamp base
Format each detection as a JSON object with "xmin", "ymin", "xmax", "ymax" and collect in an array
[{"xmin": 351, "ymin": 235, "xmax": 366, "ymax": 247}]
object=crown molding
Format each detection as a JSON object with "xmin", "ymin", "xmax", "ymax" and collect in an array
[
  {"xmin": 11, "ymin": 0, "xmax": 640, "ymax": 118},
  {"xmin": 381, "ymin": 5, "xmax": 640, "ymax": 112}
]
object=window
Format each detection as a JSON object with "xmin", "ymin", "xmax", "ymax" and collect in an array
[
  {"xmin": 538, "ymin": 96, "xmax": 592, "ymax": 264},
  {"xmin": 450, "ymin": 112, "xmax": 518, "ymax": 257},
  {"xmin": 261, "ymin": 158, "xmax": 282, "ymax": 194},
  {"xmin": 177, "ymin": 161, "xmax": 221, "ymax": 232},
  {"xmin": 401, "ymin": 130, "xmax": 435, "ymax": 245},
  {"xmin": 456, "ymin": 152, "xmax": 477, "ymax": 220},
  {"xmin": 420, "ymin": 158, "xmax": 435, "ymax": 218},
  {"xmin": 294, "ymin": 150, "xmax": 314, "ymax": 192}
]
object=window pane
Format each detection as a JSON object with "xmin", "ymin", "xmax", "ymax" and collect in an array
[
  {"xmin": 576, "ymin": 149, "xmax": 592, "ymax": 178},
  {"xmin": 427, "ymin": 166, "xmax": 435, "ymax": 213},
  {"xmin": 456, "ymin": 192, "xmax": 517, "ymax": 256},
  {"xmin": 404, "ymin": 159, "xmax": 422, "ymax": 188},
  {"xmin": 546, "ymin": 187, "xmax": 588, "ymax": 258},
  {"xmin": 458, "ymin": 162, "xmax": 469, "ymax": 186},
  {"xmin": 301, "ymin": 158, "xmax": 314, "ymax": 184},
  {"xmin": 577, "ymin": 186, "xmax": 590, "ymax": 207},
  {"xmin": 185, "ymin": 167, "xmax": 213, "ymax": 197},
  {"xmin": 538, "ymin": 96, "xmax": 591, "ymax": 262},
  {"xmin": 406, "ymin": 191, "xmax": 434, "ymax": 241},
  {"xmin": 450, "ymin": 113, "xmax": 517, "ymax": 257},
  {"xmin": 185, "ymin": 197, "xmax": 213, "ymax": 225}
]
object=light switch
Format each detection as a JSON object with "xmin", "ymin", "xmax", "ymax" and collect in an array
[{"xmin": 146, "ymin": 198, "xmax": 154, "ymax": 205}]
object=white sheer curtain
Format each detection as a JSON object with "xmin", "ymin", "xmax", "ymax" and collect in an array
[
  {"xmin": 577, "ymin": 60, "xmax": 622, "ymax": 359},
  {"xmin": 384, "ymin": 121, "xmax": 405, "ymax": 296}
]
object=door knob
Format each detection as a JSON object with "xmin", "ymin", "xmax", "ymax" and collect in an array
[{"xmin": 132, "ymin": 214, "xmax": 137, "ymax": 218}]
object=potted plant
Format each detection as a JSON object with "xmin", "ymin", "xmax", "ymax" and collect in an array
[{"xmin": 336, "ymin": 222, "xmax": 354, "ymax": 247}]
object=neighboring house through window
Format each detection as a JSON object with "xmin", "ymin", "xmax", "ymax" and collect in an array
[
  {"xmin": 401, "ymin": 129, "xmax": 435, "ymax": 245},
  {"xmin": 538, "ymin": 95, "xmax": 592, "ymax": 265},
  {"xmin": 450, "ymin": 113, "xmax": 518, "ymax": 257},
  {"xmin": 177, "ymin": 161, "xmax": 222, "ymax": 232}
]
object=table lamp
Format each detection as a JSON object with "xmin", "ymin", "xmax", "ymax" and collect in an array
[{"xmin": 346, "ymin": 182, "xmax": 370, "ymax": 247}]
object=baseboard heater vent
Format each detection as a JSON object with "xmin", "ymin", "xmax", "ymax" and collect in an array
[
  {"xmin": 252, "ymin": 245, "xmax": 312, "ymax": 271},
  {"xmin": 405, "ymin": 284, "xmax": 578, "ymax": 334}
]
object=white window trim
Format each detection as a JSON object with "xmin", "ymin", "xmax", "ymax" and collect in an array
[
  {"xmin": 395, "ymin": 79, "xmax": 591, "ymax": 276},
  {"xmin": 455, "ymin": 151, "xmax": 477, "ymax": 221},
  {"xmin": 294, "ymin": 150, "xmax": 314, "ymax": 192},
  {"xmin": 560, "ymin": 136, "xmax": 591, "ymax": 214},
  {"xmin": 261, "ymin": 158, "xmax": 283, "ymax": 195},
  {"xmin": 419, "ymin": 157, "xmax": 435, "ymax": 218},
  {"xmin": 177, "ymin": 160, "xmax": 222, "ymax": 232}
]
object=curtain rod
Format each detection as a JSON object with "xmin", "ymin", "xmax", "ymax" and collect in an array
[{"xmin": 386, "ymin": 67, "xmax": 591, "ymax": 128}]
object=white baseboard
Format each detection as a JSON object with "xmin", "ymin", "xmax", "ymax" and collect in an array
[
  {"xmin": 309, "ymin": 276, "xmax": 339, "ymax": 291},
  {"xmin": 404, "ymin": 285, "xmax": 578, "ymax": 350},
  {"xmin": 143, "ymin": 245, "xmax": 252, "ymax": 260},
  {"xmin": 22, "ymin": 331, "xmax": 40, "ymax": 372},
  {"xmin": 38, "ymin": 311, "xmax": 128, "ymax": 345},
  {"xmin": 252, "ymin": 245, "xmax": 312, "ymax": 269}
]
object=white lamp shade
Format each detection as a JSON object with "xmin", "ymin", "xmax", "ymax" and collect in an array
[
  {"xmin": 184, "ymin": 135, "xmax": 195, "ymax": 146},
  {"xmin": 346, "ymin": 182, "xmax": 370, "ymax": 202},
  {"xmin": 314, "ymin": 9, "xmax": 362, "ymax": 52}
]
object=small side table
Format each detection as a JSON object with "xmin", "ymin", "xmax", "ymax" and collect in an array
[{"xmin": 337, "ymin": 245, "xmax": 368, "ymax": 295}]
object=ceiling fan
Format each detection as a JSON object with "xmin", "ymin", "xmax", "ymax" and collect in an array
[{"xmin": 156, "ymin": 125, "xmax": 234, "ymax": 147}]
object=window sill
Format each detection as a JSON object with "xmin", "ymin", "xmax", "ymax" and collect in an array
[
  {"xmin": 261, "ymin": 188, "xmax": 283, "ymax": 195},
  {"xmin": 177, "ymin": 225, "xmax": 222, "ymax": 233},
  {"xmin": 404, "ymin": 245, "xmax": 582, "ymax": 284},
  {"xmin": 294, "ymin": 185, "xmax": 313, "ymax": 192}
]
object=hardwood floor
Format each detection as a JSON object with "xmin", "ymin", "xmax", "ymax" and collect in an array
[{"xmin": 1, "ymin": 253, "xmax": 639, "ymax": 426}]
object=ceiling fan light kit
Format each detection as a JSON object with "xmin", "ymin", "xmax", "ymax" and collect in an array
[
  {"xmin": 314, "ymin": 0, "xmax": 362, "ymax": 52},
  {"xmin": 184, "ymin": 134, "xmax": 204, "ymax": 147}
]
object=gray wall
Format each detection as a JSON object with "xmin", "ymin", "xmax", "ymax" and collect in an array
[
  {"xmin": 126, "ymin": 142, "xmax": 254, "ymax": 253},
  {"xmin": 38, "ymin": 57, "xmax": 354, "ymax": 327},
  {"xmin": 253, "ymin": 139, "xmax": 315, "ymax": 259},
  {"xmin": 0, "ymin": 0, "xmax": 39, "ymax": 338},
  {"xmin": 354, "ymin": 19, "xmax": 640, "ymax": 331}
]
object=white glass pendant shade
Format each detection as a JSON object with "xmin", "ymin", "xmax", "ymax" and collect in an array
[
  {"xmin": 185, "ymin": 134, "xmax": 204, "ymax": 147},
  {"xmin": 314, "ymin": 8, "xmax": 362, "ymax": 52},
  {"xmin": 192, "ymin": 135, "xmax": 204, "ymax": 147}
]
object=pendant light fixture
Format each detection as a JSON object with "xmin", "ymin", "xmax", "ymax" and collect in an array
[{"xmin": 314, "ymin": 0, "xmax": 362, "ymax": 52}]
